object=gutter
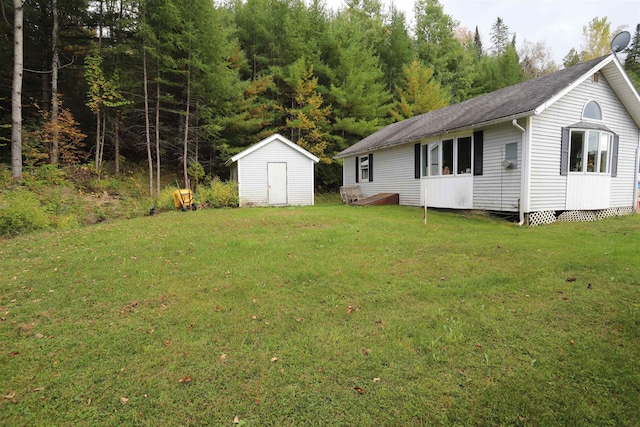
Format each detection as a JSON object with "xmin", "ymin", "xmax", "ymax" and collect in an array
[{"xmin": 512, "ymin": 119, "xmax": 527, "ymax": 226}]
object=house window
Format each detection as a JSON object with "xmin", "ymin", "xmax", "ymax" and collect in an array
[
  {"xmin": 583, "ymin": 101, "xmax": 602, "ymax": 121},
  {"xmin": 422, "ymin": 145, "xmax": 429, "ymax": 176},
  {"xmin": 569, "ymin": 129, "xmax": 611, "ymax": 174},
  {"xmin": 359, "ymin": 155, "xmax": 369, "ymax": 181},
  {"xmin": 442, "ymin": 139, "xmax": 453, "ymax": 175},
  {"xmin": 426, "ymin": 136, "xmax": 475, "ymax": 177},
  {"xmin": 430, "ymin": 145, "xmax": 439, "ymax": 176},
  {"xmin": 458, "ymin": 137, "xmax": 472, "ymax": 174},
  {"xmin": 505, "ymin": 143, "xmax": 517, "ymax": 168}
]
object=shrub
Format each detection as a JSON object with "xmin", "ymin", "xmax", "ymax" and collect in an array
[
  {"xmin": 0, "ymin": 189, "xmax": 50, "ymax": 236},
  {"xmin": 156, "ymin": 186, "xmax": 179, "ymax": 212},
  {"xmin": 50, "ymin": 214, "xmax": 79, "ymax": 230},
  {"xmin": 196, "ymin": 178, "xmax": 239, "ymax": 208}
]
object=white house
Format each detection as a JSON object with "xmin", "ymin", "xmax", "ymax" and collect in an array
[
  {"xmin": 226, "ymin": 134, "xmax": 319, "ymax": 207},
  {"xmin": 336, "ymin": 55, "xmax": 640, "ymax": 225}
]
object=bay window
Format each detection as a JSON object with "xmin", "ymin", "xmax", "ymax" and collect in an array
[{"xmin": 569, "ymin": 129, "xmax": 612, "ymax": 174}]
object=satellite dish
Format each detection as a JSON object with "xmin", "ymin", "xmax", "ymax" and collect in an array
[{"xmin": 611, "ymin": 31, "xmax": 631, "ymax": 54}]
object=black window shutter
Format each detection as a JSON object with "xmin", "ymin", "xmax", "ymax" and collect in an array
[
  {"xmin": 473, "ymin": 130, "xmax": 483, "ymax": 176},
  {"xmin": 414, "ymin": 143, "xmax": 421, "ymax": 179},
  {"xmin": 611, "ymin": 134, "xmax": 619, "ymax": 177},
  {"xmin": 355, "ymin": 157, "xmax": 359, "ymax": 183},
  {"xmin": 368, "ymin": 153, "xmax": 373, "ymax": 182},
  {"xmin": 560, "ymin": 127, "xmax": 569, "ymax": 176}
]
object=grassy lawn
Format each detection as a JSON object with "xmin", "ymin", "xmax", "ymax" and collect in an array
[{"xmin": 1, "ymin": 203, "xmax": 639, "ymax": 426}]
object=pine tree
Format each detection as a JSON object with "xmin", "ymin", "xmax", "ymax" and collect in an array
[
  {"xmin": 473, "ymin": 26, "xmax": 483, "ymax": 59},
  {"xmin": 282, "ymin": 59, "xmax": 332, "ymax": 162},
  {"xmin": 390, "ymin": 60, "xmax": 450, "ymax": 121},
  {"xmin": 490, "ymin": 17, "xmax": 510, "ymax": 56},
  {"xmin": 624, "ymin": 24, "xmax": 640, "ymax": 90}
]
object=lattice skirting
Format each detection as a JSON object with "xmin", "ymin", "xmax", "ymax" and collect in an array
[
  {"xmin": 528, "ymin": 207, "xmax": 635, "ymax": 227},
  {"xmin": 528, "ymin": 211, "xmax": 557, "ymax": 227}
]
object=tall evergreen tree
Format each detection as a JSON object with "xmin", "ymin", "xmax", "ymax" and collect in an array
[
  {"xmin": 329, "ymin": 8, "xmax": 390, "ymax": 150},
  {"xmin": 389, "ymin": 60, "xmax": 450, "ymax": 121},
  {"xmin": 473, "ymin": 25, "xmax": 483, "ymax": 59},
  {"xmin": 490, "ymin": 17, "xmax": 510, "ymax": 56},
  {"xmin": 624, "ymin": 23, "xmax": 640, "ymax": 90}
]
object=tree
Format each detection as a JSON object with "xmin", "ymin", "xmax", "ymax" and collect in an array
[
  {"xmin": 329, "ymin": 9, "xmax": 390, "ymax": 149},
  {"xmin": 390, "ymin": 60, "xmax": 450, "ymax": 121},
  {"xmin": 50, "ymin": 0, "xmax": 60, "ymax": 164},
  {"xmin": 564, "ymin": 16, "xmax": 626, "ymax": 64},
  {"xmin": 11, "ymin": 0, "xmax": 24, "ymax": 181},
  {"xmin": 490, "ymin": 17, "xmax": 510, "ymax": 56},
  {"xmin": 624, "ymin": 23, "xmax": 640, "ymax": 90},
  {"xmin": 83, "ymin": 52, "xmax": 129, "ymax": 172},
  {"xmin": 282, "ymin": 59, "xmax": 331, "ymax": 162},
  {"xmin": 581, "ymin": 17, "xmax": 616, "ymax": 60},
  {"xmin": 473, "ymin": 25, "xmax": 483, "ymax": 58},
  {"xmin": 413, "ymin": 0, "xmax": 475, "ymax": 102},
  {"xmin": 562, "ymin": 48, "xmax": 581, "ymax": 68},
  {"xmin": 519, "ymin": 40, "xmax": 559, "ymax": 80},
  {"xmin": 378, "ymin": 3, "xmax": 413, "ymax": 92}
]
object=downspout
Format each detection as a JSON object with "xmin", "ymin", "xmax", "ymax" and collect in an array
[
  {"xmin": 512, "ymin": 119, "xmax": 527, "ymax": 225},
  {"xmin": 634, "ymin": 135, "xmax": 640, "ymax": 213}
]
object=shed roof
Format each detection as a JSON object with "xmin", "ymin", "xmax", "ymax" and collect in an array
[
  {"xmin": 336, "ymin": 54, "xmax": 640, "ymax": 158},
  {"xmin": 225, "ymin": 133, "xmax": 320, "ymax": 166}
]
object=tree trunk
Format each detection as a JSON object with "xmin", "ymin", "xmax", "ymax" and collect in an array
[
  {"xmin": 182, "ymin": 60, "xmax": 191, "ymax": 190},
  {"xmin": 50, "ymin": 0, "xmax": 60, "ymax": 164},
  {"xmin": 155, "ymin": 72, "xmax": 161, "ymax": 196},
  {"xmin": 11, "ymin": 0, "xmax": 24, "ymax": 181},
  {"xmin": 114, "ymin": 114, "xmax": 120, "ymax": 176},
  {"xmin": 143, "ymin": 46, "xmax": 153, "ymax": 197},
  {"xmin": 95, "ymin": 0, "xmax": 103, "ymax": 171}
]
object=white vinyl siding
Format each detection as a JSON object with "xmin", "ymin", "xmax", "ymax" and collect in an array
[
  {"xmin": 472, "ymin": 123, "xmax": 522, "ymax": 212},
  {"xmin": 342, "ymin": 144, "xmax": 421, "ymax": 206},
  {"xmin": 530, "ymin": 74, "xmax": 639, "ymax": 211},
  {"xmin": 237, "ymin": 139, "xmax": 315, "ymax": 207}
]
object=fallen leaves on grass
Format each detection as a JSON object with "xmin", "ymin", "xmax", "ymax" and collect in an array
[
  {"xmin": 566, "ymin": 277, "xmax": 576, "ymax": 282},
  {"xmin": 270, "ymin": 357, "xmax": 278, "ymax": 363},
  {"xmin": 569, "ymin": 339, "xmax": 576, "ymax": 346},
  {"xmin": 2, "ymin": 392, "xmax": 17, "ymax": 403},
  {"xmin": 233, "ymin": 415, "xmax": 240, "ymax": 424},
  {"xmin": 347, "ymin": 305, "xmax": 354, "ymax": 314},
  {"xmin": 354, "ymin": 387, "xmax": 365, "ymax": 394},
  {"xmin": 120, "ymin": 397, "xmax": 129, "ymax": 404},
  {"xmin": 219, "ymin": 354, "xmax": 227, "ymax": 363},
  {"xmin": 362, "ymin": 348, "xmax": 370, "ymax": 355},
  {"xmin": 372, "ymin": 378, "xmax": 380, "ymax": 383},
  {"xmin": 178, "ymin": 376, "xmax": 192, "ymax": 383}
]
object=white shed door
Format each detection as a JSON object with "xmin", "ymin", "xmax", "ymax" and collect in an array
[{"xmin": 268, "ymin": 162, "xmax": 287, "ymax": 205}]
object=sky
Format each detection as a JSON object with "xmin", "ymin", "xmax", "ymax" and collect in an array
[{"xmin": 324, "ymin": 0, "xmax": 639, "ymax": 64}]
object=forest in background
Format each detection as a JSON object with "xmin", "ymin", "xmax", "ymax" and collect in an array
[{"xmin": 1, "ymin": 0, "xmax": 639, "ymax": 193}]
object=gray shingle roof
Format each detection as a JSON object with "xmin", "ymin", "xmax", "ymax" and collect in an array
[{"xmin": 336, "ymin": 55, "xmax": 609, "ymax": 158}]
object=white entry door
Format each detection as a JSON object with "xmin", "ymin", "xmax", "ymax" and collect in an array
[{"xmin": 268, "ymin": 162, "xmax": 287, "ymax": 205}]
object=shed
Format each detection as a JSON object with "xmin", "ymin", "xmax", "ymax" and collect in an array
[
  {"xmin": 335, "ymin": 54, "xmax": 640, "ymax": 225},
  {"xmin": 225, "ymin": 134, "xmax": 319, "ymax": 207}
]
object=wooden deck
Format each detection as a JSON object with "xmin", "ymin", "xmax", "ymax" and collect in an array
[{"xmin": 351, "ymin": 193, "xmax": 399, "ymax": 206}]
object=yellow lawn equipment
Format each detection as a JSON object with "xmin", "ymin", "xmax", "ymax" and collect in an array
[{"xmin": 173, "ymin": 188, "xmax": 196, "ymax": 211}]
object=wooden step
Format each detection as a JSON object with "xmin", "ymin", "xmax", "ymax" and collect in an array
[{"xmin": 351, "ymin": 193, "xmax": 399, "ymax": 206}]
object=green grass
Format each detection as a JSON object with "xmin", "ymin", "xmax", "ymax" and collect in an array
[{"xmin": 1, "ymin": 204, "xmax": 639, "ymax": 426}]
